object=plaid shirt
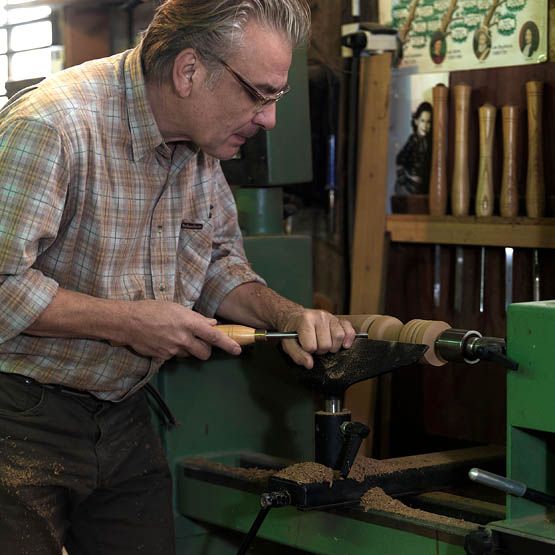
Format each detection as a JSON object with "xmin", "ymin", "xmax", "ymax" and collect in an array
[{"xmin": 0, "ymin": 47, "xmax": 263, "ymax": 401}]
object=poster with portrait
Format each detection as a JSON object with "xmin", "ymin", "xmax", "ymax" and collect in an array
[
  {"xmin": 386, "ymin": 72, "xmax": 449, "ymax": 211},
  {"xmin": 391, "ymin": 0, "xmax": 547, "ymax": 73}
]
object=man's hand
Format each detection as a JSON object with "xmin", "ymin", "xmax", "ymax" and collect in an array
[
  {"xmin": 279, "ymin": 309, "xmax": 356, "ymax": 369},
  {"xmin": 216, "ymin": 283, "xmax": 357, "ymax": 369},
  {"xmin": 120, "ymin": 300, "xmax": 242, "ymax": 361}
]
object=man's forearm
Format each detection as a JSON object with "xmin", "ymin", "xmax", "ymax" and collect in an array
[
  {"xmin": 25, "ymin": 287, "xmax": 130, "ymax": 343},
  {"xmin": 216, "ymin": 282, "xmax": 304, "ymax": 330},
  {"xmin": 24, "ymin": 287, "xmax": 242, "ymax": 360}
]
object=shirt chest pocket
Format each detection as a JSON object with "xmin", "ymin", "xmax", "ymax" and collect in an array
[{"xmin": 176, "ymin": 218, "xmax": 214, "ymax": 303}]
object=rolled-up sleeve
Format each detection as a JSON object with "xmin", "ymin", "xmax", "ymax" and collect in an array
[
  {"xmin": 194, "ymin": 165, "xmax": 265, "ymax": 317},
  {"xmin": 0, "ymin": 118, "xmax": 68, "ymax": 343}
]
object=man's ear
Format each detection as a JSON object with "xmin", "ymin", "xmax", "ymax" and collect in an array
[{"xmin": 173, "ymin": 48, "xmax": 198, "ymax": 98}]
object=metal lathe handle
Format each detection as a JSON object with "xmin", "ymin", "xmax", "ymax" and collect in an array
[{"xmin": 469, "ymin": 468, "xmax": 526, "ymax": 497}]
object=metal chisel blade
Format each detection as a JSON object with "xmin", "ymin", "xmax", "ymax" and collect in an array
[
  {"xmin": 454, "ymin": 246, "xmax": 464, "ymax": 313},
  {"xmin": 433, "ymin": 245, "xmax": 441, "ymax": 308},
  {"xmin": 533, "ymin": 249, "xmax": 540, "ymax": 302},
  {"xmin": 505, "ymin": 247, "xmax": 514, "ymax": 310},
  {"xmin": 479, "ymin": 247, "xmax": 486, "ymax": 314}
]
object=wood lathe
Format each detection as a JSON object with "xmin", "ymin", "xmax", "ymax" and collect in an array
[{"xmin": 169, "ymin": 312, "xmax": 530, "ymax": 555}]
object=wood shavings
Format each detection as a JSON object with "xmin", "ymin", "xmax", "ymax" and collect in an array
[
  {"xmin": 186, "ymin": 458, "xmax": 276, "ymax": 484},
  {"xmin": 361, "ymin": 487, "xmax": 474, "ymax": 529},
  {"xmin": 274, "ymin": 462, "xmax": 334, "ymax": 486},
  {"xmin": 347, "ymin": 456, "xmax": 400, "ymax": 482}
]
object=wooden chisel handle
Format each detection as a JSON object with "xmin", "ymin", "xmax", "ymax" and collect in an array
[
  {"xmin": 429, "ymin": 84, "xmax": 449, "ymax": 215},
  {"xmin": 500, "ymin": 105, "xmax": 519, "ymax": 218},
  {"xmin": 475, "ymin": 103, "xmax": 496, "ymax": 217},
  {"xmin": 451, "ymin": 84, "xmax": 471, "ymax": 216},
  {"xmin": 215, "ymin": 325, "xmax": 264, "ymax": 346},
  {"xmin": 526, "ymin": 81, "xmax": 545, "ymax": 218}
]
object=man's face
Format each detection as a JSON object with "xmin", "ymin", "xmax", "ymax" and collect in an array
[{"xmin": 188, "ymin": 21, "xmax": 292, "ymax": 160}]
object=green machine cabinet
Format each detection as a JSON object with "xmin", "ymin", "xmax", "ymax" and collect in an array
[
  {"xmin": 157, "ymin": 234, "xmax": 315, "ymax": 553},
  {"xmin": 487, "ymin": 301, "xmax": 555, "ymax": 550}
]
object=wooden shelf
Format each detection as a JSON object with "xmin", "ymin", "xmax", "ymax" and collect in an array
[{"xmin": 386, "ymin": 215, "xmax": 555, "ymax": 249}]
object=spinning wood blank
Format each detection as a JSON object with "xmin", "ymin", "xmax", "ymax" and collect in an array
[
  {"xmin": 338, "ymin": 314, "xmax": 381, "ymax": 334},
  {"xmin": 500, "ymin": 106, "xmax": 519, "ymax": 218},
  {"xmin": 337, "ymin": 314, "xmax": 403, "ymax": 341},
  {"xmin": 366, "ymin": 315, "xmax": 403, "ymax": 341},
  {"xmin": 429, "ymin": 84, "xmax": 449, "ymax": 216},
  {"xmin": 475, "ymin": 104, "xmax": 497, "ymax": 217},
  {"xmin": 451, "ymin": 84, "xmax": 472, "ymax": 216},
  {"xmin": 398, "ymin": 319, "xmax": 451, "ymax": 367},
  {"xmin": 525, "ymin": 81, "xmax": 545, "ymax": 218}
]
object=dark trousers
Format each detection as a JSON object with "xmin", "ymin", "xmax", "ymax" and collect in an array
[{"xmin": 0, "ymin": 372, "xmax": 176, "ymax": 555}]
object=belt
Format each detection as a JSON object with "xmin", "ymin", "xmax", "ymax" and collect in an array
[
  {"xmin": 41, "ymin": 381, "xmax": 97, "ymax": 399},
  {"xmin": 0, "ymin": 372, "xmax": 178, "ymax": 429},
  {"xmin": 0, "ymin": 372, "xmax": 95, "ymax": 399}
]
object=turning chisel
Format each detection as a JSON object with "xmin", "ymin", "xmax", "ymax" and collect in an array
[
  {"xmin": 525, "ymin": 81, "xmax": 545, "ymax": 303},
  {"xmin": 475, "ymin": 103, "xmax": 496, "ymax": 313},
  {"xmin": 499, "ymin": 105, "xmax": 519, "ymax": 313},
  {"xmin": 429, "ymin": 84, "xmax": 449, "ymax": 309},
  {"xmin": 451, "ymin": 84, "xmax": 471, "ymax": 314},
  {"xmin": 215, "ymin": 325, "xmax": 369, "ymax": 346}
]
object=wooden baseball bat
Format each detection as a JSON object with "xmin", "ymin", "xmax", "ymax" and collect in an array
[
  {"xmin": 429, "ymin": 84, "xmax": 449, "ymax": 215},
  {"xmin": 500, "ymin": 105, "xmax": 519, "ymax": 218},
  {"xmin": 525, "ymin": 81, "xmax": 545, "ymax": 218},
  {"xmin": 475, "ymin": 103, "xmax": 497, "ymax": 217},
  {"xmin": 451, "ymin": 84, "xmax": 472, "ymax": 216}
]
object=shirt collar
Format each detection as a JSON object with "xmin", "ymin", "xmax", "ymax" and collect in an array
[{"xmin": 124, "ymin": 46, "xmax": 165, "ymax": 162}]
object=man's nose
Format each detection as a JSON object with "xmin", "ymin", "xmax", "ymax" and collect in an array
[{"xmin": 253, "ymin": 102, "xmax": 277, "ymax": 130}]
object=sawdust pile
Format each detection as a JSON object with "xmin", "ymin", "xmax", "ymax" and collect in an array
[
  {"xmin": 347, "ymin": 456, "xmax": 400, "ymax": 482},
  {"xmin": 187, "ymin": 458, "xmax": 276, "ymax": 484},
  {"xmin": 274, "ymin": 462, "xmax": 334, "ymax": 486},
  {"xmin": 361, "ymin": 487, "xmax": 473, "ymax": 529}
]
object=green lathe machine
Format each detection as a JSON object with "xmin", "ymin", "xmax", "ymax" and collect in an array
[
  {"xmin": 153, "ymin": 48, "xmax": 555, "ymax": 554},
  {"xmin": 159, "ymin": 298, "xmax": 555, "ymax": 555}
]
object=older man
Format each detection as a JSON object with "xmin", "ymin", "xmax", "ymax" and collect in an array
[{"xmin": 0, "ymin": 0, "xmax": 355, "ymax": 553}]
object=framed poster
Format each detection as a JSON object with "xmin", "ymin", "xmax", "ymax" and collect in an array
[{"xmin": 390, "ymin": 0, "xmax": 547, "ymax": 73}]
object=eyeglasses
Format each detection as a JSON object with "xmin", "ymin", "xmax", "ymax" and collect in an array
[{"xmin": 217, "ymin": 58, "xmax": 291, "ymax": 112}]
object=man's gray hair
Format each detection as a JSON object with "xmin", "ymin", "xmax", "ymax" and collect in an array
[{"xmin": 140, "ymin": 0, "xmax": 311, "ymax": 85}]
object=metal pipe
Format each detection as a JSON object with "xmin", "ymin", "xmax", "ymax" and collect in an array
[{"xmin": 325, "ymin": 397, "xmax": 343, "ymax": 413}]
